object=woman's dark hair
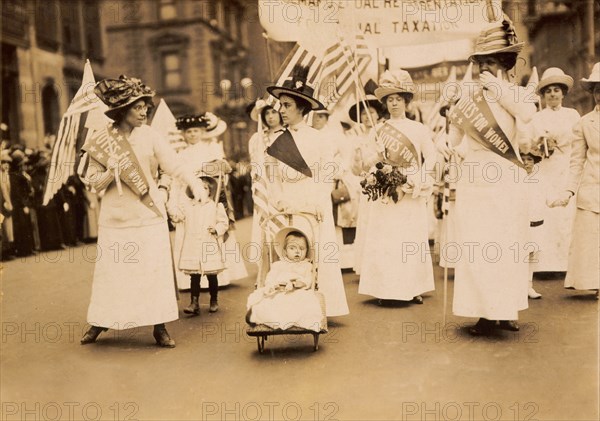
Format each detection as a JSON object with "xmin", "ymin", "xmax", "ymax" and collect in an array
[
  {"xmin": 542, "ymin": 84, "xmax": 568, "ymax": 96},
  {"xmin": 260, "ymin": 106, "xmax": 282, "ymax": 128},
  {"xmin": 478, "ymin": 52, "xmax": 518, "ymax": 71},
  {"xmin": 111, "ymin": 98, "xmax": 154, "ymax": 124},
  {"xmin": 285, "ymin": 95, "xmax": 312, "ymax": 117},
  {"xmin": 380, "ymin": 92, "xmax": 413, "ymax": 117}
]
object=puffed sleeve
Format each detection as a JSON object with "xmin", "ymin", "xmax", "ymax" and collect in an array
[
  {"xmin": 77, "ymin": 151, "xmax": 114, "ymax": 193},
  {"xmin": 497, "ymin": 81, "xmax": 537, "ymax": 124},
  {"xmin": 151, "ymin": 127, "xmax": 199, "ymax": 189}
]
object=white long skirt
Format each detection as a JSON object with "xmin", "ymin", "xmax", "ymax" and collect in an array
[
  {"xmin": 359, "ymin": 196, "xmax": 435, "ymax": 300},
  {"xmin": 565, "ymin": 209, "xmax": 599, "ymax": 290},
  {"xmin": 452, "ymin": 166, "xmax": 529, "ymax": 321},
  {"xmin": 86, "ymin": 222, "xmax": 179, "ymax": 329}
]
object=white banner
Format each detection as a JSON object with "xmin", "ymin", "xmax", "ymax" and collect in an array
[{"xmin": 259, "ymin": 0, "xmax": 502, "ymax": 47}]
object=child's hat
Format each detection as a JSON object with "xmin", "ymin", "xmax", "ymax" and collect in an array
[{"xmin": 273, "ymin": 222, "xmax": 314, "ymax": 261}]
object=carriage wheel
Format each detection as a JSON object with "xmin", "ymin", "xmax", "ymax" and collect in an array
[
  {"xmin": 257, "ymin": 336, "xmax": 265, "ymax": 353},
  {"xmin": 313, "ymin": 333, "xmax": 319, "ymax": 351}
]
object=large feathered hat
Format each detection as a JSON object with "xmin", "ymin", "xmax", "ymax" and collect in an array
[
  {"xmin": 267, "ymin": 65, "xmax": 325, "ymax": 111},
  {"xmin": 94, "ymin": 75, "xmax": 155, "ymax": 120},
  {"xmin": 469, "ymin": 16, "xmax": 524, "ymax": 61}
]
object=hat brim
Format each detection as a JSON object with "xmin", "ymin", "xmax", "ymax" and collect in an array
[
  {"xmin": 374, "ymin": 87, "xmax": 414, "ymax": 102},
  {"xmin": 250, "ymin": 105, "xmax": 260, "ymax": 122},
  {"xmin": 273, "ymin": 226, "xmax": 314, "ymax": 261},
  {"xmin": 581, "ymin": 79, "xmax": 600, "ymax": 92},
  {"xmin": 469, "ymin": 43, "xmax": 524, "ymax": 62},
  {"xmin": 537, "ymin": 75, "xmax": 574, "ymax": 95},
  {"xmin": 267, "ymin": 86, "xmax": 325, "ymax": 111},
  {"xmin": 105, "ymin": 94, "xmax": 155, "ymax": 120},
  {"xmin": 348, "ymin": 97, "xmax": 382, "ymax": 122},
  {"xmin": 194, "ymin": 119, "xmax": 227, "ymax": 139},
  {"xmin": 186, "ymin": 175, "xmax": 220, "ymax": 200}
]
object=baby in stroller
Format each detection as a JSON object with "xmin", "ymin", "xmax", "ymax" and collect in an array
[{"xmin": 246, "ymin": 228, "xmax": 324, "ymax": 332}]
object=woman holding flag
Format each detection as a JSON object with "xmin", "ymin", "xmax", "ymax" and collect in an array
[
  {"xmin": 78, "ymin": 76, "xmax": 205, "ymax": 348},
  {"xmin": 356, "ymin": 70, "xmax": 436, "ymax": 305},
  {"xmin": 439, "ymin": 17, "xmax": 537, "ymax": 335}
]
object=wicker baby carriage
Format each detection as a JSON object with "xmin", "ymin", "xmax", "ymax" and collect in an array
[{"xmin": 246, "ymin": 212, "xmax": 328, "ymax": 353}]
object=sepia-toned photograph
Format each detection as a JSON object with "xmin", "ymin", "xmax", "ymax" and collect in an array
[{"xmin": 1, "ymin": 1, "xmax": 598, "ymax": 420}]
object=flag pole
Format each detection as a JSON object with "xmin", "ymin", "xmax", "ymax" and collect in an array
[
  {"xmin": 442, "ymin": 117, "xmax": 452, "ymax": 327},
  {"xmin": 485, "ymin": 0, "xmax": 498, "ymax": 22}
]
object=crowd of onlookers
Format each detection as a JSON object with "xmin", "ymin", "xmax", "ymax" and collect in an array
[
  {"xmin": 0, "ymin": 140, "xmax": 254, "ymax": 261},
  {"xmin": 1, "ymin": 142, "xmax": 95, "ymax": 260}
]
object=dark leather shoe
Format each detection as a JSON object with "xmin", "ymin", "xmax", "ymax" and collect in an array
[
  {"xmin": 183, "ymin": 296, "xmax": 200, "ymax": 315},
  {"xmin": 498, "ymin": 320, "xmax": 520, "ymax": 331},
  {"xmin": 209, "ymin": 298, "xmax": 219, "ymax": 313},
  {"xmin": 80, "ymin": 326, "xmax": 108, "ymax": 345},
  {"xmin": 153, "ymin": 325, "xmax": 175, "ymax": 348},
  {"xmin": 412, "ymin": 295, "xmax": 424, "ymax": 304},
  {"xmin": 468, "ymin": 318, "xmax": 494, "ymax": 336}
]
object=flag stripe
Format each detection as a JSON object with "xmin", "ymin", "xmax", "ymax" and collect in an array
[{"xmin": 43, "ymin": 60, "xmax": 105, "ymax": 205}]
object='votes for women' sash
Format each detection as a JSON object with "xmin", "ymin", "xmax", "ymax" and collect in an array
[
  {"xmin": 449, "ymin": 91, "xmax": 524, "ymax": 169},
  {"xmin": 82, "ymin": 125, "xmax": 162, "ymax": 217},
  {"xmin": 376, "ymin": 122, "xmax": 419, "ymax": 169}
]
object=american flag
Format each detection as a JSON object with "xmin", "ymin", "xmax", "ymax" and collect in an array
[
  {"xmin": 319, "ymin": 34, "xmax": 372, "ymax": 110},
  {"xmin": 43, "ymin": 60, "xmax": 107, "ymax": 205},
  {"xmin": 266, "ymin": 43, "xmax": 322, "ymax": 109},
  {"xmin": 251, "ymin": 127, "xmax": 288, "ymax": 237},
  {"xmin": 267, "ymin": 35, "xmax": 372, "ymax": 111}
]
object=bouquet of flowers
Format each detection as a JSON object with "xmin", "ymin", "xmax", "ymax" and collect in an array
[
  {"xmin": 532, "ymin": 135, "xmax": 558, "ymax": 158},
  {"xmin": 360, "ymin": 162, "xmax": 407, "ymax": 203}
]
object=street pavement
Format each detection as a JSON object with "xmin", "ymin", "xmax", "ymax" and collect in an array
[{"xmin": 1, "ymin": 217, "xmax": 598, "ymax": 421}]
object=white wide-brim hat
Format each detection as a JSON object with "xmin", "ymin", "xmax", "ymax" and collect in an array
[
  {"xmin": 581, "ymin": 62, "xmax": 600, "ymax": 92},
  {"xmin": 537, "ymin": 67, "xmax": 574, "ymax": 95},
  {"xmin": 374, "ymin": 70, "xmax": 415, "ymax": 102}
]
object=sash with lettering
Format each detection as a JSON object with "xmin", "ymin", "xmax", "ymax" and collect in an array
[
  {"xmin": 82, "ymin": 125, "xmax": 162, "ymax": 217},
  {"xmin": 449, "ymin": 91, "xmax": 525, "ymax": 169},
  {"xmin": 376, "ymin": 122, "xmax": 419, "ymax": 170}
]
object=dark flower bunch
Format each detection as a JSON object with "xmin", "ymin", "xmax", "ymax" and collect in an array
[
  {"xmin": 532, "ymin": 136, "xmax": 558, "ymax": 159},
  {"xmin": 502, "ymin": 18, "xmax": 519, "ymax": 46},
  {"xmin": 360, "ymin": 162, "xmax": 407, "ymax": 204}
]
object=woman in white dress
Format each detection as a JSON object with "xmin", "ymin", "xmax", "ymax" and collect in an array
[
  {"xmin": 551, "ymin": 63, "xmax": 600, "ymax": 298},
  {"xmin": 526, "ymin": 67, "xmax": 580, "ymax": 273},
  {"xmin": 356, "ymin": 70, "xmax": 436, "ymax": 304},
  {"xmin": 266, "ymin": 65, "xmax": 349, "ymax": 317},
  {"xmin": 78, "ymin": 76, "xmax": 206, "ymax": 347},
  {"xmin": 439, "ymin": 17, "xmax": 536, "ymax": 335},
  {"xmin": 167, "ymin": 113, "xmax": 248, "ymax": 291}
]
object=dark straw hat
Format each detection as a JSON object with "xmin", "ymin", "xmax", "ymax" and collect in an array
[
  {"xmin": 94, "ymin": 75, "xmax": 155, "ymax": 120},
  {"xmin": 267, "ymin": 65, "xmax": 325, "ymax": 111}
]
